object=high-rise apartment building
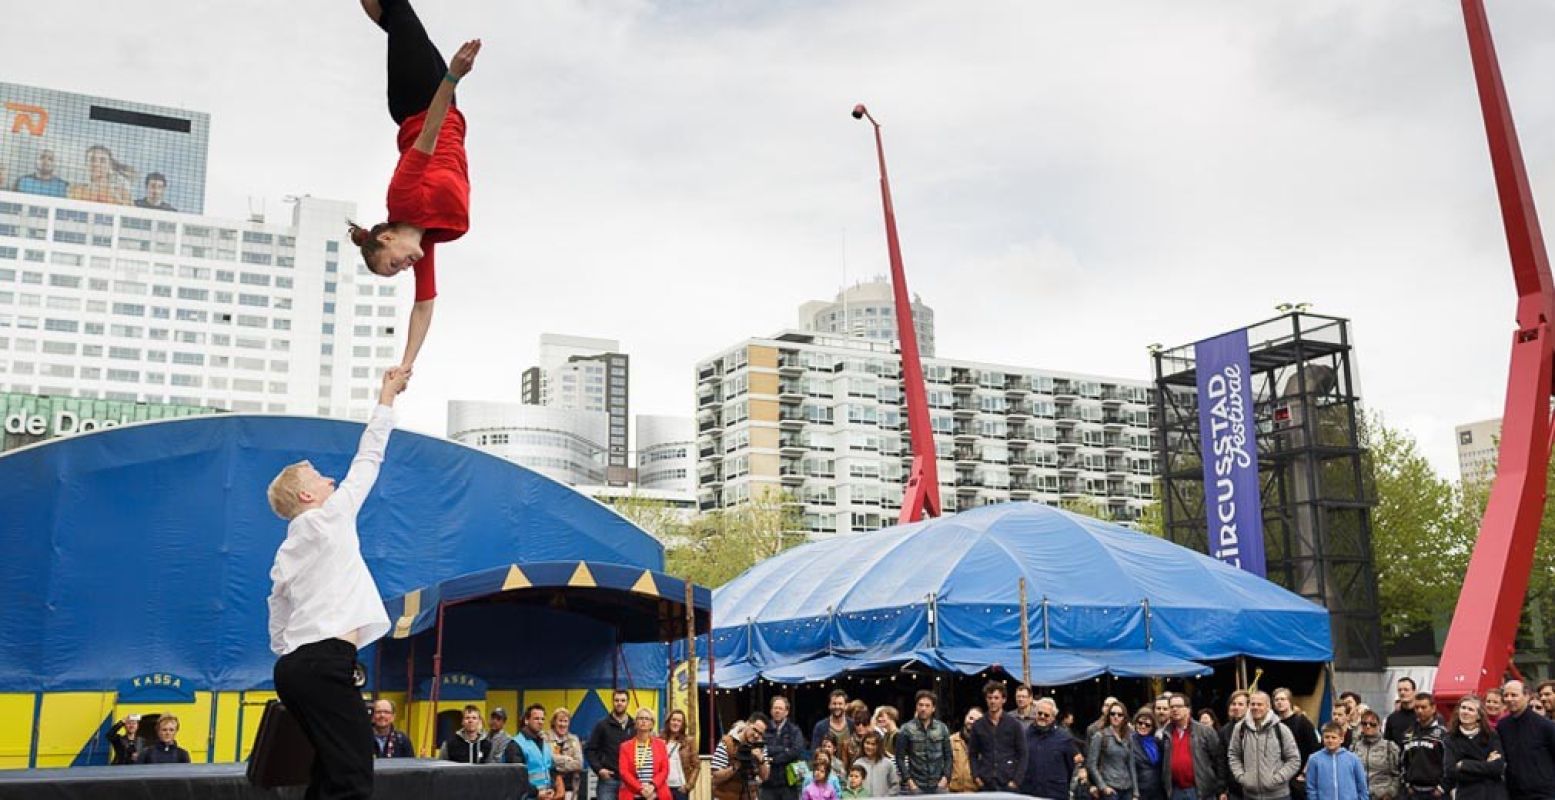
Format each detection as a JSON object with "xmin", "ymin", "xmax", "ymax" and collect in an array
[
  {"xmin": 695, "ymin": 330, "xmax": 1159, "ymax": 537},
  {"xmin": 799, "ymin": 278, "xmax": 936, "ymax": 357},
  {"xmin": 521, "ymin": 333, "xmax": 629, "ymax": 480},
  {"xmin": 0, "ymin": 84, "xmax": 402, "ymax": 419},
  {"xmin": 1456, "ymin": 417, "xmax": 1502, "ymax": 486}
]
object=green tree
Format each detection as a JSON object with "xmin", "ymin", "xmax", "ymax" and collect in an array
[
  {"xmin": 607, "ymin": 493, "xmax": 686, "ymax": 544},
  {"xmin": 1459, "ymin": 443, "xmax": 1555, "ymax": 666},
  {"xmin": 664, "ymin": 488, "xmax": 803, "ymax": 588},
  {"xmin": 1135, "ymin": 494, "xmax": 1165, "ymax": 537},
  {"xmin": 1365, "ymin": 413, "xmax": 1477, "ymax": 643},
  {"xmin": 1059, "ymin": 497, "xmax": 1105, "ymax": 518}
]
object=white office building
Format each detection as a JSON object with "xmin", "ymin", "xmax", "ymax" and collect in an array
[
  {"xmin": 0, "ymin": 192, "xmax": 405, "ymax": 419},
  {"xmin": 695, "ymin": 330, "xmax": 1159, "ymax": 537},
  {"xmin": 799, "ymin": 278, "xmax": 936, "ymax": 358},
  {"xmin": 1456, "ymin": 417, "xmax": 1502, "ymax": 486},
  {"xmin": 521, "ymin": 333, "xmax": 630, "ymax": 480},
  {"xmin": 447, "ymin": 399, "xmax": 609, "ymax": 486},
  {"xmin": 635, "ymin": 414, "xmax": 695, "ymax": 496}
]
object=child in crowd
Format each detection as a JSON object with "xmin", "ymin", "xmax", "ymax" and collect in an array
[
  {"xmin": 802, "ymin": 756, "xmax": 839, "ymax": 800},
  {"xmin": 841, "ymin": 765, "xmax": 870, "ymax": 800},
  {"xmin": 1305, "ymin": 722, "xmax": 1369, "ymax": 800}
]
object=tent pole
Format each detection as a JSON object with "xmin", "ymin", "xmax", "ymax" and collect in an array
[
  {"xmin": 428, "ymin": 601, "xmax": 447, "ymax": 754},
  {"xmin": 1042, "ymin": 597, "xmax": 1051, "ymax": 650},
  {"xmin": 686, "ymin": 581, "xmax": 698, "ymax": 749},
  {"xmin": 405, "ymin": 642, "xmax": 417, "ymax": 754},
  {"xmin": 1019, "ymin": 578, "xmax": 1031, "ymax": 688},
  {"xmin": 373, "ymin": 643, "xmax": 383, "ymax": 699},
  {"xmin": 1236, "ymin": 656, "xmax": 1248, "ymax": 691},
  {"xmin": 707, "ymin": 627, "xmax": 716, "ymax": 756}
]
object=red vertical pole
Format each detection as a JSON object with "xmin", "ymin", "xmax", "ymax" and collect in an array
[
  {"xmin": 856, "ymin": 105, "xmax": 942, "ymax": 524},
  {"xmin": 405, "ymin": 643, "xmax": 418, "ymax": 755},
  {"xmin": 1435, "ymin": 0, "xmax": 1555, "ymax": 710},
  {"xmin": 427, "ymin": 602, "xmax": 447, "ymax": 751}
]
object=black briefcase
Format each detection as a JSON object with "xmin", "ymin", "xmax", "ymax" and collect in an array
[{"xmin": 247, "ymin": 699, "xmax": 315, "ymax": 788}]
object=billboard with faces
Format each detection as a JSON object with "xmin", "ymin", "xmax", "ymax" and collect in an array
[{"xmin": 0, "ymin": 82, "xmax": 210, "ymax": 214}]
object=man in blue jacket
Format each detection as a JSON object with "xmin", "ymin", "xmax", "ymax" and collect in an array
[
  {"xmin": 1020, "ymin": 697, "xmax": 1076, "ymax": 800},
  {"xmin": 1497, "ymin": 680, "xmax": 1555, "ymax": 799}
]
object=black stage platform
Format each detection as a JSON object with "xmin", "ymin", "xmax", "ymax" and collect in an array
[{"xmin": 0, "ymin": 759, "xmax": 522, "ymax": 799}]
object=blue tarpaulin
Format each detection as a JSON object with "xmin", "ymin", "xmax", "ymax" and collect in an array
[
  {"xmin": 0, "ymin": 415, "xmax": 668, "ymax": 692},
  {"xmin": 708, "ymin": 503, "xmax": 1331, "ymax": 686}
]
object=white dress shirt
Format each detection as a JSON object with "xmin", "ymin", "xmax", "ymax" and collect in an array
[{"xmin": 267, "ymin": 404, "xmax": 395, "ymax": 656}]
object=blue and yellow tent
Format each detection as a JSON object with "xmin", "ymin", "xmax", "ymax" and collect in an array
[{"xmin": 0, "ymin": 414, "xmax": 693, "ymax": 768}]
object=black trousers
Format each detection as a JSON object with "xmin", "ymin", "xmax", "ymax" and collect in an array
[
  {"xmin": 274, "ymin": 638, "xmax": 373, "ymax": 800},
  {"xmin": 376, "ymin": 0, "xmax": 452, "ymax": 124}
]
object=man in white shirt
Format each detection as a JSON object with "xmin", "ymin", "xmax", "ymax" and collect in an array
[{"xmin": 266, "ymin": 366, "xmax": 409, "ymax": 799}]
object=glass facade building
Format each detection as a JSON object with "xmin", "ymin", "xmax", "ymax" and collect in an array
[
  {"xmin": 0, "ymin": 390, "xmax": 219, "ymax": 453},
  {"xmin": 0, "ymin": 83, "xmax": 210, "ymax": 214}
]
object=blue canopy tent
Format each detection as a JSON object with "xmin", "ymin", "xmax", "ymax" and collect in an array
[
  {"xmin": 0, "ymin": 413, "xmax": 669, "ymax": 694},
  {"xmin": 707, "ymin": 503, "xmax": 1332, "ymax": 686}
]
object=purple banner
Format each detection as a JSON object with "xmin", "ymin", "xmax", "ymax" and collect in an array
[{"xmin": 1194, "ymin": 329, "xmax": 1265, "ymax": 577}]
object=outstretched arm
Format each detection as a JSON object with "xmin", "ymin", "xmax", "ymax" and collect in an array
[
  {"xmin": 413, "ymin": 39, "xmax": 481, "ymax": 156},
  {"xmin": 401, "ymin": 298, "xmax": 434, "ymax": 371},
  {"xmin": 321, "ymin": 367, "xmax": 410, "ymax": 517}
]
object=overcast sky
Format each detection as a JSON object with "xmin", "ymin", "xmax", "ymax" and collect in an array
[{"xmin": 8, "ymin": 0, "xmax": 1555, "ymax": 478}]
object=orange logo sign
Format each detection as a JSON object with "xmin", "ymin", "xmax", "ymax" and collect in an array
[{"xmin": 4, "ymin": 103, "xmax": 48, "ymax": 136}]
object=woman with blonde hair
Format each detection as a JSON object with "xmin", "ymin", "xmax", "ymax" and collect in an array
[
  {"xmin": 547, "ymin": 707, "xmax": 585, "ymax": 800},
  {"xmin": 620, "ymin": 707, "xmax": 670, "ymax": 800},
  {"xmin": 1443, "ymin": 695, "xmax": 1506, "ymax": 800}
]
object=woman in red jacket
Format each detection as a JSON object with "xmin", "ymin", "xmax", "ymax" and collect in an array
[
  {"xmin": 351, "ymin": 0, "xmax": 481, "ymax": 370},
  {"xmin": 620, "ymin": 708, "xmax": 670, "ymax": 800}
]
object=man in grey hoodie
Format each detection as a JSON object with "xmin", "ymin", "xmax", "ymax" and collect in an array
[{"xmin": 1228, "ymin": 692, "xmax": 1300, "ymax": 800}]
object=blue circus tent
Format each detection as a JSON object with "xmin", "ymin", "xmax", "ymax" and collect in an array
[
  {"xmin": 0, "ymin": 414, "xmax": 667, "ymax": 693},
  {"xmin": 706, "ymin": 503, "xmax": 1332, "ymax": 686}
]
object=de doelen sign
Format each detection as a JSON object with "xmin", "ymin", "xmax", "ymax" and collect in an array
[{"xmin": 4, "ymin": 409, "xmax": 133, "ymax": 437}]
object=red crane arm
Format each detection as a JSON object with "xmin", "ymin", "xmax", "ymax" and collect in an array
[
  {"xmin": 1434, "ymin": 0, "xmax": 1555, "ymax": 709},
  {"xmin": 856, "ymin": 106, "xmax": 942, "ymax": 524}
]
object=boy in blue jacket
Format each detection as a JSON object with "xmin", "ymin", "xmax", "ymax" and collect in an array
[{"xmin": 1306, "ymin": 723, "xmax": 1369, "ymax": 800}]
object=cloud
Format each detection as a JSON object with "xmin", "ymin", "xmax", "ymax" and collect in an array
[{"xmin": 6, "ymin": 0, "xmax": 1552, "ymax": 481}]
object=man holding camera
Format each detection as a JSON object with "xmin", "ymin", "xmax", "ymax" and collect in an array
[{"xmin": 713, "ymin": 714, "xmax": 773, "ymax": 800}]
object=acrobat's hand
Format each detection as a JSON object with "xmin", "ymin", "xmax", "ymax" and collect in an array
[
  {"xmin": 450, "ymin": 39, "xmax": 482, "ymax": 80},
  {"xmin": 379, "ymin": 366, "xmax": 410, "ymax": 406}
]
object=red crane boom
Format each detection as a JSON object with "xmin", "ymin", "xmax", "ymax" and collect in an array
[
  {"xmin": 1435, "ymin": 0, "xmax": 1555, "ymax": 709},
  {"xmin": 854, "ymin": 104, "xmax": 942, "ymax": 523}
]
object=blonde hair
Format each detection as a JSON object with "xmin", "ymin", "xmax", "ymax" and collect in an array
[
  {"xmin": 158, "ymin": 714, "xmax": 180, "ymax": 731},
  {"xmin": 268, "ymin": 461, "xmax": 311, "ymax": 519}
]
